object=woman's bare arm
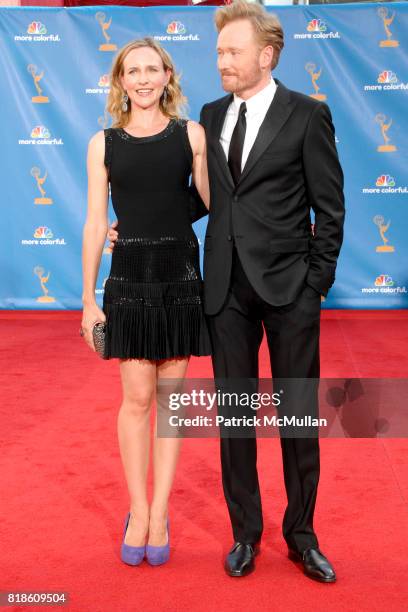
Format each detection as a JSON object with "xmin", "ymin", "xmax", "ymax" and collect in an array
[
  {"xmin": 82, "ymin": 131, "xmax": 109, "ymax": 304},
  {"xmin": 187, "ymin": 120, "xmax": 210, "ymax": 210},
  {"xmin": 81, "ymin": 130, "xmax": 109, "ymax": 349}
]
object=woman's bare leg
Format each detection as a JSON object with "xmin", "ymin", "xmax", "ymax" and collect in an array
[
  {"xmin": 118, "ymin": 358, "xmax": 156, "ymax": 547},
  {"xmin": 148, "ymin": 357, "xmax": 189, "ymax": 546}
]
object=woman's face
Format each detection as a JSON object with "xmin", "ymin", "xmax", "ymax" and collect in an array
[{"xmin": 120, "ymin": 46, "xmax": 171, "ymax": 112}]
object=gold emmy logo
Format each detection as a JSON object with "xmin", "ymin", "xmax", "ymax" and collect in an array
[
  {"xmin": 373, "ymin": 215, "xmax": 395, "ymax": 252},
  {"xmin": 27, "ymin": 64, "xmax": 49, "ymax": 103},
  {"xmin": 305, "ymin": 63, "xmax": 327, "ymax": 101},
  {"xmin": 375, "ymin": 114, "xmax": 397, "ymax": 152},
  {"xmin": 34, "ymin": 266, "xmax": 56, "ymax": 303},
  {"xmin": 378, "ymin": 7, "xmax": 399, "ymax": 48},
  {"xmin": 31, "ymin": 167, "xmax": 53, "ymax": 205},
  {"xmin": 96, "ymin": 12, "xmax": 117, "ymax": 51}
]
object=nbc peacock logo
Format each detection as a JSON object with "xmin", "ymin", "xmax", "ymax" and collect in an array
[
  {"xmin": 167, "ymin": 21, "xmax": 186, "ymax": 35},
  {"xmin": 21, "ymin": 226, "xmax": 66, "ymax": 246},
  {"xmin": 376, "ymin": 175, "xmax": 395, "ymax": 187},
  {"xmin": 307, "ymin": 19, "xmax": 327, "ymax": 33},
  {"xmin": 364, "ymin": 70, "xmax": 407, "ymax": 91},
  {"xmin": 155, "ymin": 20, "xmax": 199, "ymax": 42},
  {"xmin": 362, "ymin": 173, "xmax": 407, "ymax": 195},
  {"xmin": 375, "ymin": 275, "xmax": 394, "ymax": 287},
  {"xmin": 28, "ymin": 21, "xmax": 47, "ymax": 35},
  {"xmin": 14, "ymin": 21, "xmax": 60, "ymax": 42},
  {"xmin": 31, "ymin": 126, "xmax": 50, "ymax": 139},
  {"xmin": 85, "ymin": 74, "xmax": 110, "ymax": 95},
  {"xmin": 34, "ymin": 226, "xmax": 53, "ymax": 239},
  {"xmin": 18, "ymin": 125, "xmax": 63, "ymax": 146},
  {"xmin": 378, "ymin": 70, "xmax": 398, "ymax": 84},
  {"xmin": 294, "ymin": 18, "xmax": 340, "ymax": 40},
  {"xmin": 98, "ymin": 74, "xmax": 110, "ymax": 88},
  {"xmin": 361, "ymin": 275, "xmax": 406, "ymax": 295}
]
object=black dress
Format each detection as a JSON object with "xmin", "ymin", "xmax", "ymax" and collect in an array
[{"xmin": 102, "ymin": 118, "xmax": 211, "ymax": 360}]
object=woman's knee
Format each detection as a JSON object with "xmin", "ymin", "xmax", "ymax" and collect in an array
[{"xmin": 121, "ymin": 390, "xmax": 153, "ymax": 416}]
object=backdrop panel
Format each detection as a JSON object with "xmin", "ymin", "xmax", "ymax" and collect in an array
[{"xmin": 0, "ymin": 3, "xmax": 407, "ymax": 309}]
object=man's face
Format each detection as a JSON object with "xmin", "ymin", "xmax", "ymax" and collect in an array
[{"xmin": 216, "ymin": 19, "xmax": 265, "ymax": 97}]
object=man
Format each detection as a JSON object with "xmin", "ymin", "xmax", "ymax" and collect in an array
[{"xmin": 109, "ymin": 1, "xmax": 345, "ymax": 582}]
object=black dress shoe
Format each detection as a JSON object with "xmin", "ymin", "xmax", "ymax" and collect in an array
[
  {"xmin": 225, "ymin": 541, "xmax": 260, "ymax": 577},
  {"xmin": 288, "ymin": 547, "xmax": 336, "ymax": 583}
]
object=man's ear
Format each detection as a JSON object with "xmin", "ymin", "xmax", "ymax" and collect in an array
[{"xmin": 261, "ymin": 45, "xmax": 274, "ymax": 70}]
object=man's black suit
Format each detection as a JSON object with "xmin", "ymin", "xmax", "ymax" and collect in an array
[{"xmin": 198, "ymin": 79, "xmax": 345, "ymax": 553}]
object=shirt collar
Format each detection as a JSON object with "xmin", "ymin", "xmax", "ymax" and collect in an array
[{"xmin": 232, "ymin": 77, "xmax": 277, "ymax": 117}]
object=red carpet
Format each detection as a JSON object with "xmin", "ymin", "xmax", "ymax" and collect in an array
[{"xmin": 1, "ymin": 310, "xmax": 407, "ymax": 612}]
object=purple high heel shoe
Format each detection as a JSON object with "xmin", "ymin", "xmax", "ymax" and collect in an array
[
  {"xmin": 120, "ymin": 512, "xmax": 145, "ymax": 566},
  {"xmin": 146, "ymin": 519, "xmax": 170, "ymax": 566}
]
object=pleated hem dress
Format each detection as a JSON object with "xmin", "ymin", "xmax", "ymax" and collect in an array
[{"xmin": 102, "ymin": 118, "xmax": 211, "ymax": 360}]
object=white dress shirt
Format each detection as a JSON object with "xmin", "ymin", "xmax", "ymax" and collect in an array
[{"xmin": 220, "ymin": 78, "xmax": 277, "ymax": 172}]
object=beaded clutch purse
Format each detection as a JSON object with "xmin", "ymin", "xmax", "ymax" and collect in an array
[{"xmin": 92, "ymin": 322, "xmax": 107, "ymax": 359}]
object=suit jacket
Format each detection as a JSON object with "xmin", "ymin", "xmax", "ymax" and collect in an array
[{"xmin": 196, "ymin": 79, "xmax": 345, "ymax": 316}]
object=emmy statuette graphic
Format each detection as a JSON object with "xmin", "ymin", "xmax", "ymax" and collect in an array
[
  {"xmin": 378, "ymin": 7, "xmax": 400, "ymax": 48},
  {"xmin": 373, "ymin": 215, "xmax": 395, "ymax": 253},
  {"xmin": 375, "ymin": 114, "xmax": 397, "ymax": 152},
  {"xmin": 31, "ymin": 167, "xmax": 53, "ymax": 205},
  {"xmin": 96, "ymin": 12, "xmax": 117, "ymax": 51},
  {"xmin": 27, "ymin": 64, "xmax": 49, "ymax": 103},
  {"xmin": 305, "ymin": 63, "xmax": 327, "ymax": 101},
  {"xmin": 34, "ymin": 266, "xmax": 56, "ymax": 303}
]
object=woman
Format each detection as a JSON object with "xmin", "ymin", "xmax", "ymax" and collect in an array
[{"xmin": 81, "ymin": 38, "xmax": 210, "ymax": 567}]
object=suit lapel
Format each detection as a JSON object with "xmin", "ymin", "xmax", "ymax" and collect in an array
[
  {"xmin": 210, "ymin": 94, "xmax": 234, "ymax": 189},
  {"xmin": 237, "ymin": 80, "xmax": 296, "ymax": 187}
]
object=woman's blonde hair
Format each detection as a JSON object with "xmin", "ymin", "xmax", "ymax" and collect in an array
[
  {"xmin": 106, "ymin": 37, "xmax": 188, "ymax": 128},
  {"xmin": 214, "ymin": 0, "xmax": 284, "ymax": 71}
]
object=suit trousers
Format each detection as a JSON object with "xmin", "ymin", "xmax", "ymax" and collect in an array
[{"xmin": 207, "ymin": 246, "xmax": 321, "ymax": 553}]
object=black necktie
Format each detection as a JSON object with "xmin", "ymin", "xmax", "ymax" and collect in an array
[{"xmin": 228, "ymin": 101, "xmax": 247, "ymax": 185}]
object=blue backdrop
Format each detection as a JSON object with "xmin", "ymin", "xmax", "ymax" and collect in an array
[{"xmin": 0, "ymin": 3, "xmax": 407, "ymax": 309}]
